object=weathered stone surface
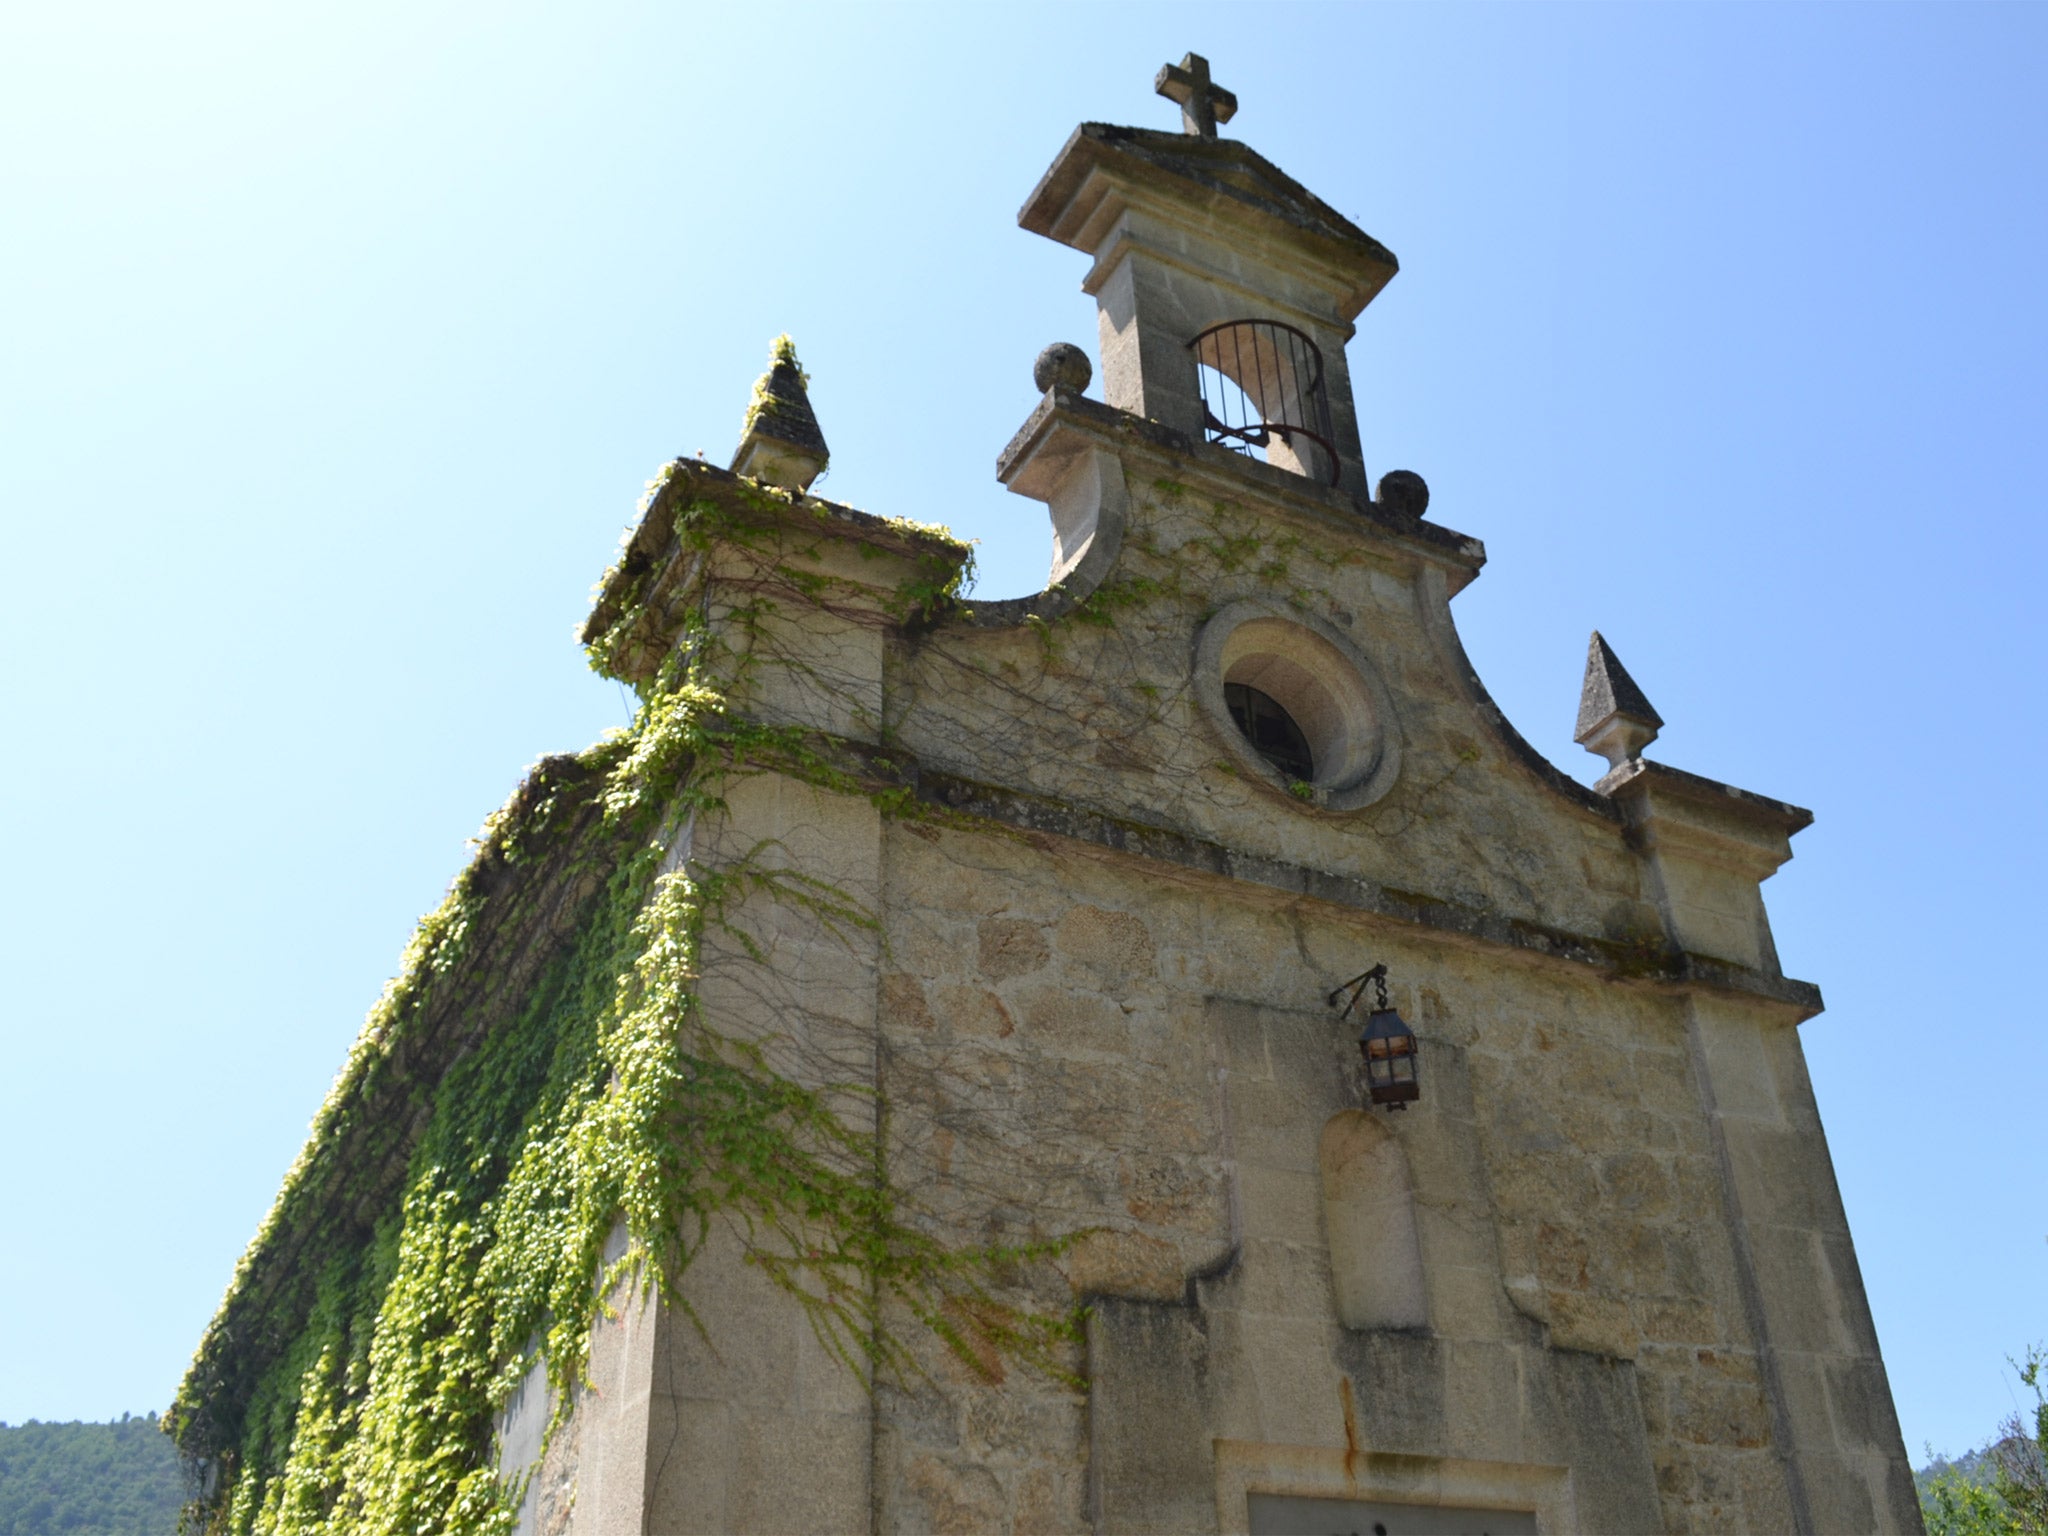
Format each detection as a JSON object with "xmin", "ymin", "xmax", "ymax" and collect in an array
[
  {"xmin": 1375, "ymin": 469, "xmax": 1430, "ymax": 522},
  {"xmin": 1575, "ymin": 630, "xmax": 1664, "ymax": 769},
  {"xmin": 879, "ymin": 970, "xmax": 936, "ymax": 1031},
  {"xmin": 978, "ymin": 916, "xmax": 1050, "ymax": 979},
  {"xmin": 730, "ymin": 339, "xmax": 830, "ymax": 493},
  {"xmin": 1033, "ymin": 342, "xmax": 1093, "ymax": 395},
  {"xmin": 1061, "ymin": 1229, "xmax": 1187, "ymax": 1301}
]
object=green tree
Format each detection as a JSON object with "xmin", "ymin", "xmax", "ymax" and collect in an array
[
  {"xmin": 1924, "ymin": 1468, "xmax": 2017, "ymax": 1536},
  {"xmin": 1922, "ymin": 1347, "xmax": 2048, "ymax": 1536},
  {"xmin": 1988, "ymin": 1347, "xmax": 2048, "ymax": 1533}
]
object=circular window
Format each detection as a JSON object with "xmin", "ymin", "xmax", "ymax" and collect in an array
[
  {"xmin": 1194, "ymin": 602, "xmax": 1401, "ymax": 811},
  {"xmin": 1224, "ymin": 682, "xmax": 1315, "ymax": 781}
]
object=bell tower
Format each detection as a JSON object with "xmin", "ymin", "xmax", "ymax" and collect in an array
[{"xmin": 1019, "ymin": 54, "xmax": 1399, "ymax": 503}]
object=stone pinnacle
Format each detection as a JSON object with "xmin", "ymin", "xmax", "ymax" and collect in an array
[
  {"xmin": 731, "ymin": 335, "xmax": 829, "ymax": 492},
  {"xmin": 1574, "ymin": 631, "xmax": 1663, "ymax": 769}
]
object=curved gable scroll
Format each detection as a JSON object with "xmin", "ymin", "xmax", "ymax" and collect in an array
[
  {"xmin": 969, "ymin": 399, "xmax": 1130, "ymax": 629},
  {"xmin": 1319, "ymin": 1110, "xmax": 1427, "ymax": 1331}
]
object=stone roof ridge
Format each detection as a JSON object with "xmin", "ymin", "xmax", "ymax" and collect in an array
[
  {"xmin": 1023, "ymin": 122, "xmax": 1399, "ymax": 276},
  {"xmin": 1575, "ymin": 630, "xmax": 1663, "ymax": 741}
]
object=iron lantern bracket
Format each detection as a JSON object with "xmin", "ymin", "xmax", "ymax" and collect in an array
[{"xmin": 1328, "ymin": 963, "xmax": 1390, "ymax": 1022}]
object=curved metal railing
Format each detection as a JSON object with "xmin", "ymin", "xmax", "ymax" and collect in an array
[{"xmin": 1189, "ymin": 319, "xmax": 1339, "ymax": 486}]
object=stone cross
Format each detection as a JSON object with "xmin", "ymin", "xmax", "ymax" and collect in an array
[{"xmin": 1155, "ymin": 53, "xmax": 1237, "ymax": 140}]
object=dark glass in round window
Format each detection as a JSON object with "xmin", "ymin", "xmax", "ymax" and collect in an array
[{"xmin": 1224, "ymin": 682, "xmax": 1314, "ymax": 781}]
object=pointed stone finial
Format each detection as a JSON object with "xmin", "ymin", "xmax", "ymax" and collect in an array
[
  {"xmin": 1575, "ymin": 631, "xmax": 1664, "ymax": 769},
  {"xmin": 1155, "ymin": 53, "xmax": 1237, "ymax": 139},
  {"xmin": 731, "ymin": 335, "xmax": 829, "ymax": 492}
]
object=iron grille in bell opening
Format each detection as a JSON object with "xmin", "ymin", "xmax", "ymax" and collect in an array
[{"xmin": 1189, "ymin": 319, "xmax": 1339, "ymax": 487}]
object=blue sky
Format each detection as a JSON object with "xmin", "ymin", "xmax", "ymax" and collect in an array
[{"xmin": 2, "ymin": 0, "xmax": 2042, "ymax": 1463}]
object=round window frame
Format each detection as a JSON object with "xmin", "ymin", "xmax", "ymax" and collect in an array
[{"xmin": 1194, "ymin": 601, "xmax": 1402, "ymax": 812}]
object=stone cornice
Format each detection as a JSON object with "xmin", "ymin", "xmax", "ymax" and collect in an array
[
  {"xmin": 784, "ymin": 729, "xmax": 1824, "ymax": 1020},
  {"xmin": 582, "ymin": 460, "xmax": 972, "ymax": 686},
  {"xmin": 1018, "ymin": 123, "xmax": 1400, "ymax": 313},
  {"xmin": 1596, "ymin": 757, "xmax": 1814, "ymax": 837},
  {"xmin": 916, "ymin": 766, "xmax": 1821, "ymax": 1020}
]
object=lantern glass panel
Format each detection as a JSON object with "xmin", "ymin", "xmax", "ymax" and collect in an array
[{"xmin": 1358, "ymin": 1008, "xmax": 1420, "ymax": 1106}]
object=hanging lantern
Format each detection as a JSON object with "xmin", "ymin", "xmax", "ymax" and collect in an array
[{"xmin": 1329, "ymin": 963, "xmax": 1421, "ymax": 1110}]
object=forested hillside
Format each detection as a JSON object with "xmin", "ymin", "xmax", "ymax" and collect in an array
[{"xmin": 0, "ymin": 1415, "xmax": 183, "ymax": 1535}]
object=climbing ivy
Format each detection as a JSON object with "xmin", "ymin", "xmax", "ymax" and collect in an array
[{"xmin": 169, "ymin": 480, "xmax": 1068, "ymax": 1536}]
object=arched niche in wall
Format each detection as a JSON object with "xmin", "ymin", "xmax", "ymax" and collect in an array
[{"xmin": 1319, "ymin": 1110, "xmax": 1427, "ymax": 1331}]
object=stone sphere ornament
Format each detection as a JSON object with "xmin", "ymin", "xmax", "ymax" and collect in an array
[
  {"xmin": 1375, "ymin": 469, "xmax": 1430, "ymax": 522},
  {"xmin": 1033, "ymin": 342, "xmax": 1093, "ymax": 395}
]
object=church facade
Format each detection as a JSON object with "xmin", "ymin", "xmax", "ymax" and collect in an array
[{"xmin": 176, "ymin": 58, "xmax": 1918, "ymax": 1536}]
